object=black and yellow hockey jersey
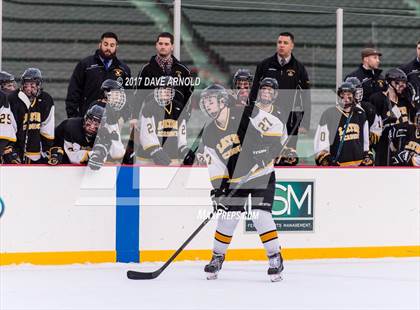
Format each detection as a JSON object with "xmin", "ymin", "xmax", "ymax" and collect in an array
[
  {"xmin": 54, "ymin": 117, "xmax": 93, "ymax": 164},
  {"xmin": 0, "ymin": 91, "xmax": 17, "ymax": 145},
  {"xmin": 314, "ymin": 106, "xmax": 369, "ymax": 166},
  {"xmin": 138, "ymin": 92, "xmax": 189, "ymax": 160},
  {"xmin": 203, "ymin": 106, "xmax": 287, "ymax": 190},
  {"xmin": 8, "ymin": 89, "xmax": 54, "ymax": 162}
]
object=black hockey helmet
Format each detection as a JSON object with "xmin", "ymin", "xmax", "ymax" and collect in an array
[
  {"xmin": 259, "ymin": 77, "xmax": 279, "ymax": 90},
  {"xmin": 337, "ymin": 82, "xmax": 356, "ymax": 109},
  {"xmin": 0, "ymin": 71, "xmax": 16, "ymax": 93},
  {"xmin": 101, "ymin": 78, "xmax": 123, "ymax": 91},
  {"xmin": 199, "ymin": 84, "xmax": 229, "ymax": 119},
  {"xmin": 101, "ymin": 79, "xmax": 126, "ymax": 111},
  {"xmin": 233, "ymin": 68, "xmax": 253, "ymax": 88},
  {"xmin": 385, "ymin": 68, "xmax": 407, "ymax": 94},
  {"xmin": 21, "ymin": 68, "xmax": 42, "ymax": 84},
  {"xmin": 344, "ymin": 76, "xmax": 363, "ymax": 104},
  {"xmin": 385, "ymin": 68, "xmax": 407, "ymax": 84},
  {"xmin": 154, "ymin": 76, "xmax": 175, "ymax": 107},
  {"xmin": 84, "ymin": 105, "xmax": 105, "ymax": 139},
  {"xmin": 258, "ymin": 77, "xmax": 278, "ymax": 105},
  {"xmin": 21, "ymin": 68, "xmax": 43, "ymax": 97}
]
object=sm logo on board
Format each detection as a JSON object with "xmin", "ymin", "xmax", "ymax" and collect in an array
[{"xmin": 246, "ymin": 181, "xmax": 314, "ymax": 232}]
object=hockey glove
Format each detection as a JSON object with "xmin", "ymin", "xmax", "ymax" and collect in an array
[
  {"xmin": 369, "ymin": 132, "xmax": 380, "ymax": 145},
  {"xmin": 47, "ymin": 147, "xmax": 64, "ymax": 166},
  {"xmin": 315, "ymin": 151, "xmax": 332, "ymax": 166},
  {"xmin": 276, "ymin": 147, "xmax": 299, "ymax": 166},
  {"xmin": 179, "ymin": 146, "xmax": 195, "ymax": 166},
  {"xmin": 210, "ymin": 188, "xmax": 230, "ymax": 212},
  {"xmin": 252, "ymin": 145, "xmax": 273, "ymax": 169},
  {"xmin": 150, "ymin": 147, "xmax": 171, "ymax": 166},
  {"xmin": 88, "ymin": 144, "xmax": 108, "ymax": 170},
  {"xmin": 360, "ymin": 151, "xmax": 374, "ymax": 166},
  {"xmin": 391, "ymin": 150, "xmax": 414, "ymax": 166},
  {"xmin": 2, "ymin": 146, "xmax": 21, "ymax": 164}
]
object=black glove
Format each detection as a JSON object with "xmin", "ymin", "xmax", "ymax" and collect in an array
[
  {"xmin": 392, "ymin": 150, "xmax": 414, "ymax": 166},
  {"xmin": 276, "ymin": 147, "xmax": 299, "ymax": 166},
  {"xmin": 210, "ymin": 188, "xmax": 231, "ymax": 212},
  {"xmin": 179, "ymin": 146, "xmax": 195, "ymax": 166},
  {"xmin": 360, "ymin": 151, "xmax": 374, "ymax": 166},
  {"xmin": 96, "ymin": 127, "xmax": 118, "ymax": 148},
  {"xmin": 88, "ymin": 144, "xmax": 108, "ymax": 170},
  {"xmin": 47, "ymin": 147, "xmax": 64, "ymax": 166},
  {"xmin": 150, "ymin": 147, "xmax": 171, "ymax": 166},
  {"xmin": 315, "ymin": 151, "xmax": 332, "ymax": 166},
  {"xmin": 2, "ymin": 146, "xmax": 21, "ymax": 164},
  {"xmin": 252, "ymin": 145, "xmax": 272, "ymax": 169}
]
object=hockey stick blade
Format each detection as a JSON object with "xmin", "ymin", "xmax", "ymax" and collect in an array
[{"xmin": 127, "ymin": 269, "xmax": 161, "ymax": 280}]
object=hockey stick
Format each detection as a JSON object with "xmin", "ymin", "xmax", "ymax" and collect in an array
[
  {"xmin": 126, "ymin": 166, "xmax": 257, "ymax": 280},
  {"xmin": 332, "ymin": 109, "xmax": 353, "ymax": 165}
]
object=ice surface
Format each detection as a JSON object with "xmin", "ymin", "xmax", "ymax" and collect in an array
[{"xmin": 1, "ymin": 258, "xmax": 419, "ymax": 310}]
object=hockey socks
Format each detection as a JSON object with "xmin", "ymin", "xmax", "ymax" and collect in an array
[
  {"xmin": 252, "ymin": 210, "xmax": 280, "ymax": 256},
  {"xmin": 212, "ymin": 216, "xmax": 239, "ymax": 255}
]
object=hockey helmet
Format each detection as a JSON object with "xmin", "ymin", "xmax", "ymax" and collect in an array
[
  {"xmin": 21, "ymin": 68, "xmax": 43, "ymax": 98},
  {"xmin": 344, "ymin": 76, "xmax": 363, "ymax": 104},
  {"xmin": 154, "ymin": 76, "xmax": 175, "ymax": 107},
  {"xmin": 385, "ymin": 68, "xmax": 407, "ymax": 84},
  {"xmin": 258, "ymin": 77, "xmax": 278, "ymax": 106},
  {"xmin": 0, "ymin": 71, "xmax": 16, "ymax": 93},
  {"xmin": 385, "ymin": 68, "xmax": 407, "ymax": 94},
  {"xmin": 199, "ymin": 84, "xmax": 229, "ymax": 119},
  {"xmin": 84, "ymin": 105, "xmax": 105, "ymax": 139},
  {"xmin": 101, "ymin": 79, "xmax": 126, "ymax": 111},
  {"xmin": 337, "ymin": 82, "xmax": 356, "ymax": 110},
  {"xmin": 233, "ymin": 68, "xmax": 253, "ymax": 89}
]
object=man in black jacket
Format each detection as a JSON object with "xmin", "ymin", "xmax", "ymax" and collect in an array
[
  {"xmin": 65, "ymin": 32, "xmax": 131, "ymax": 118},
  {"xmin": 250, "ymin": 32, "xmax": 311, "ymax": 149},
  {"xmin": 345, "ymin": 48, "xmax": 385, "ymax": 103},
  {"xmin": 133, "ymin": 32, "xmax": 193, "ymax": 120},
  {"xmin": 127, "ymin": 32, "xmax": 194, "ymax": 164},
  {"xmin": 400, "ymin": 40, "xmax": 420, "ymax": 95}
]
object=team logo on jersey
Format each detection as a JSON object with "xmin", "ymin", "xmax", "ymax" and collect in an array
[
  {"xmin": 175, "ymin": 70, "xmax": 182, "ymax": 78},
  {"xmin": 113, "ymin": 68, "xmax": 123, "ymax": 77},
  {"xmin": 377, "ymin": 79, "xmax": 384, "ymax": 88},
  {"xmin": 246, "ymin": 180, "xmax": 314, "ymax": 232},
  {"xmin": 0, "ymin": 198, "xmax": 5, "ymax": 218},
  {"xmin": 287, "ymin": 69, "xmax": 295, "ymax": 77}
]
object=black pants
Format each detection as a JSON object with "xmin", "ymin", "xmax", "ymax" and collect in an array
[{"xmin": 224, "ymin": 172, "xmax": 275, "ymax": 213}]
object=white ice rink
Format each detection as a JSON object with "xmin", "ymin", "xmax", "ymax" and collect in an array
[{"xmin": 1, "ymin": 258, "xmax": 419, "ymax": 310}]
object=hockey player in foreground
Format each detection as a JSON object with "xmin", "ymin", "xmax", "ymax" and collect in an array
[{"xmin": 200, "ymin": 84, "xmax": 287, "ymax": 282}]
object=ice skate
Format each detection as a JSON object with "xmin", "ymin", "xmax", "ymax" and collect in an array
[
  {"xmin": 204, "ymin": 253, "xmax": 225, "ymax": 280},
  {"xmin": 267, "ymin": 252, "xmax": 284, "ymax": 282}
]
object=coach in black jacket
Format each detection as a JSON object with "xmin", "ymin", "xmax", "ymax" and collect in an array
[
  {"xmin": 250, "ymin": 32, "xmax": 311, "ymax": 149},
  {"xmin": 345, "ymin": 48, "xmax": 385, "ymax": 103},
  {"xmin": 65, "ymin": 32, "xmax": 131, "ymax": 118},
  {"xmin": 400, "ymin": 40, "xmax": 420, "ymax": 93}
]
